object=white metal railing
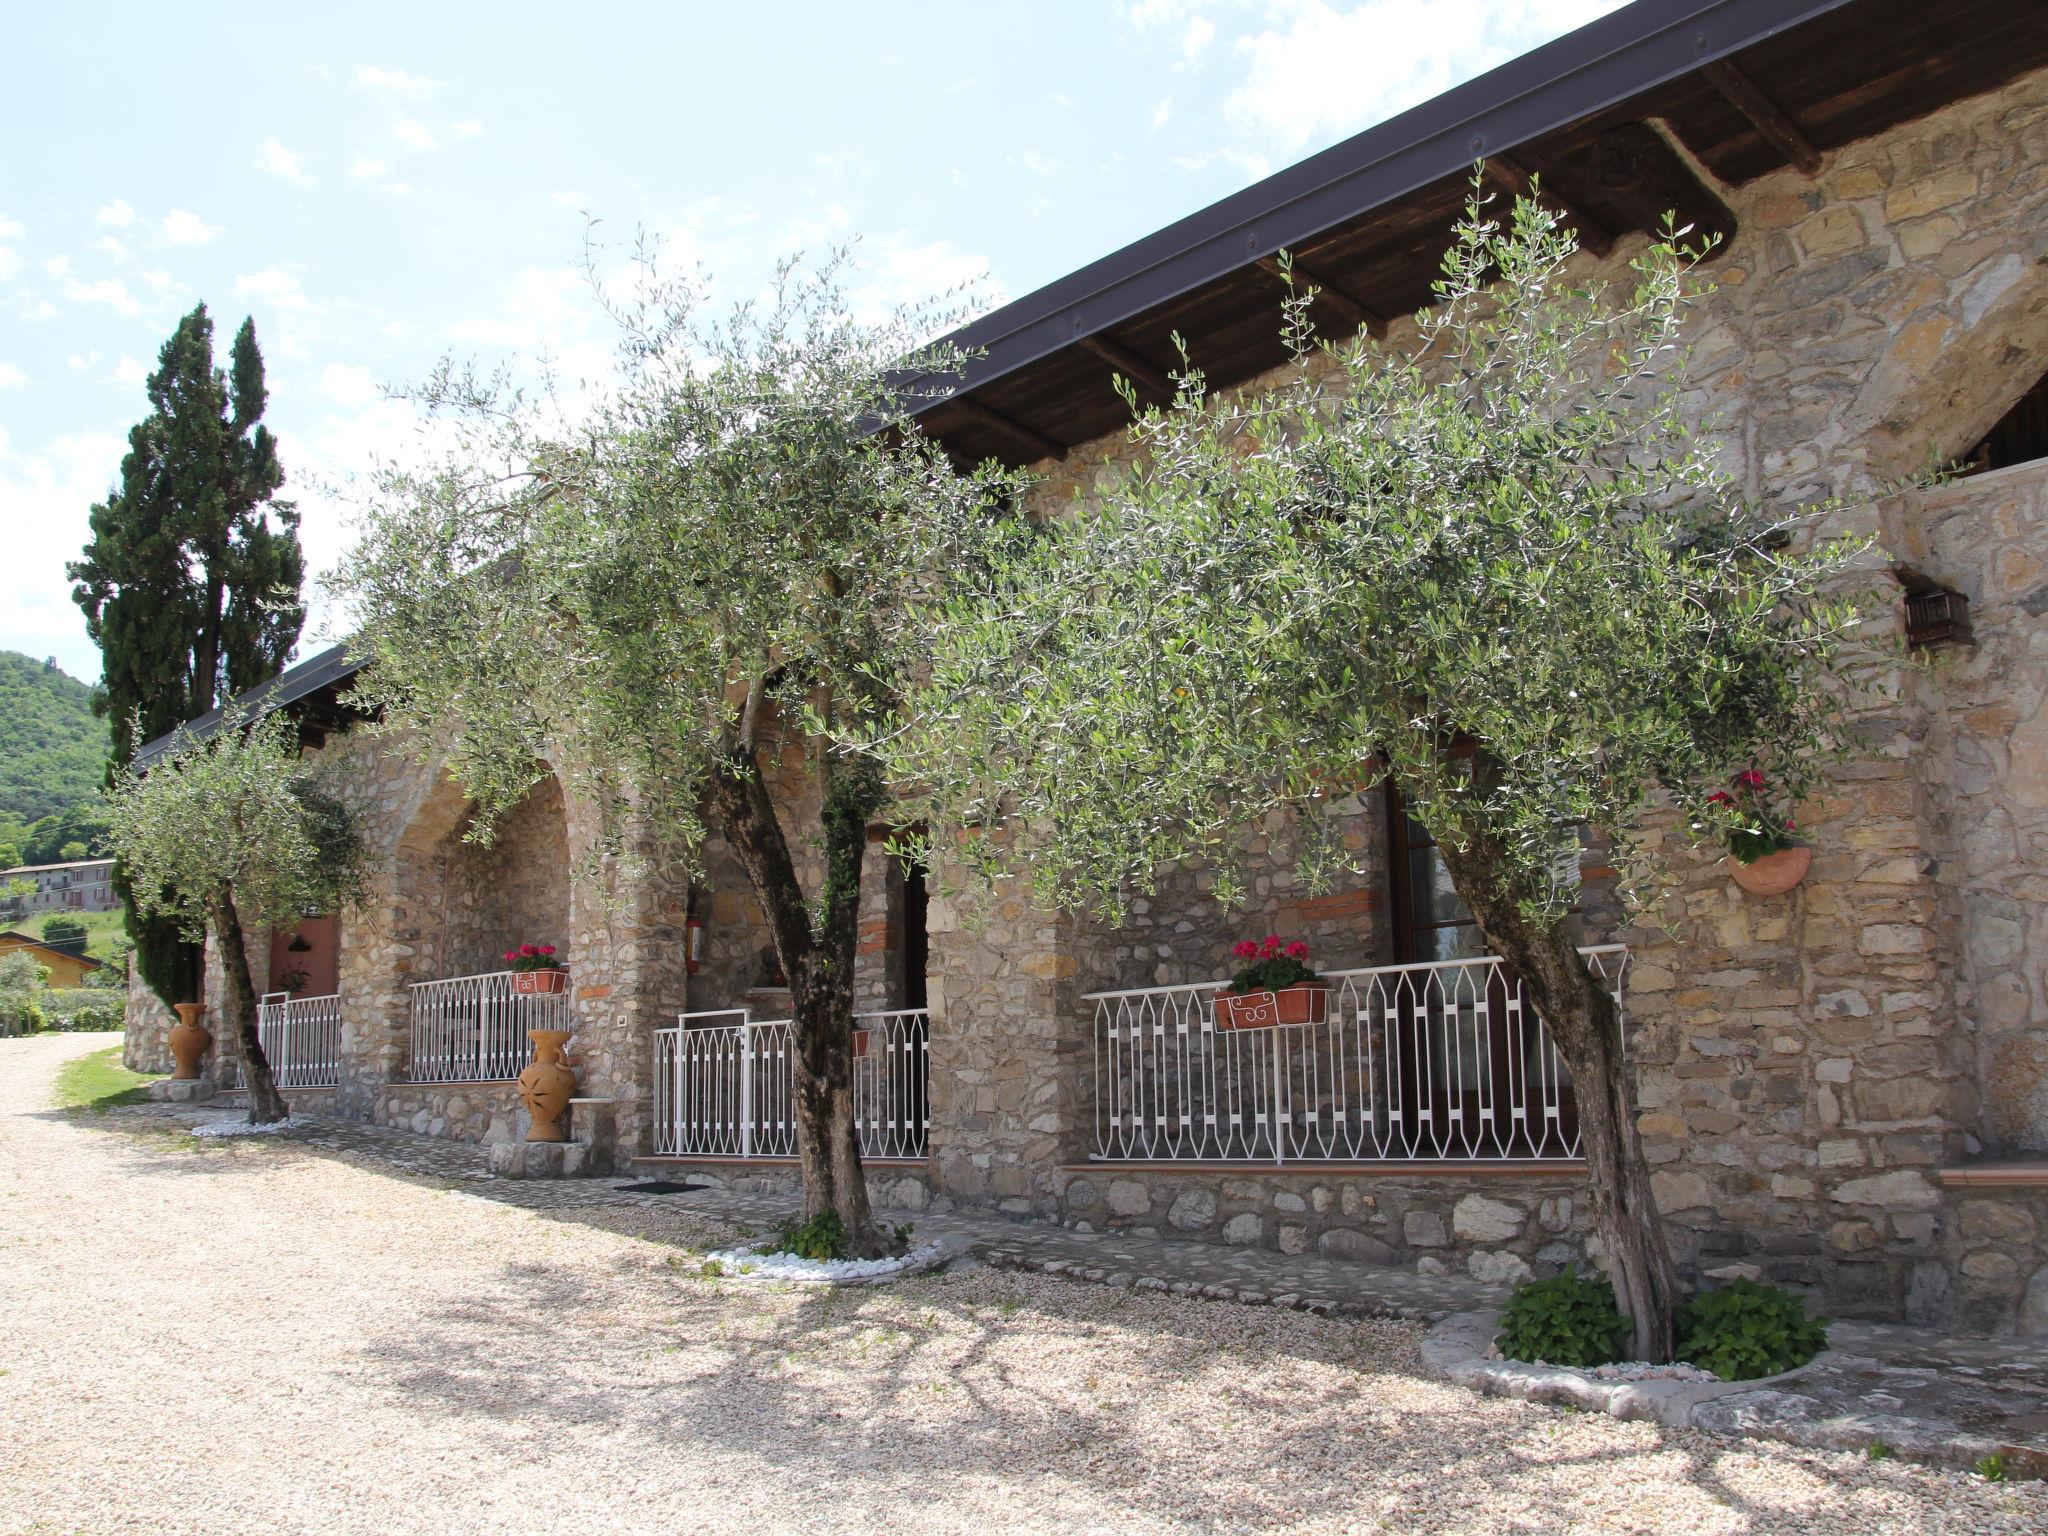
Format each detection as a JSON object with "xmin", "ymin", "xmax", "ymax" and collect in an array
[
  {"xmin": 652, "ymin": 1007, "xmax": 930, "ymax": 1160},
  {"xmin": 1086, "ymin": 946, "xmax": 1628, "ymax": 1163},
  {"xmin": 408, "ymin": 969, "xmax": 572, "ymax": 1083},
  {"xmin": 226, "ymin": 991, "xmax": 343, "ymax": 1088}
]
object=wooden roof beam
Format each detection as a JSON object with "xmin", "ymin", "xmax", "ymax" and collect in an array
[
  {"xmin": 1255, "ymin": 255, "xmax": 1388, "ymax": 339},
  {"xmin": 1486, "ymin": 154, "xmax": 1616, "ymax": 259},
  {"xmin": 1076, "ymin": 334, "xmax": 1177, "ymax": 401},
  {"xmin": 1699, "ymin": 58, "xmax": 1822, "ymax": 177},
  {"xmin": 949, "ymin": 397, "xmax": 1069, "ymax": 463}
]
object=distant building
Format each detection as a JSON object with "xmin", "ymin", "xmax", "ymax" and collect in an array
[
  {"xmin": 0, "ymin": 931, "xmax": 103, "ymax": 990},
  {"xmin": 1, "ymin": 859, "xmax": 117, "ymax": 916}
]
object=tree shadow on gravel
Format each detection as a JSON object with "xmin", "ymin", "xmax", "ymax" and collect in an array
[{"xmin": 341, "ymin": 1245, "xmax": 1976, "ymax": 1536}]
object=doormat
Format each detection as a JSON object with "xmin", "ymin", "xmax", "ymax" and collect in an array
[{"xmin": 613, "ymin": 1179, "xmax": 707, "ymax": 1195}]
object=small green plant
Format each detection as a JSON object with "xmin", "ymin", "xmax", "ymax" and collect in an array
[
  {"xmin": 700, "ymin": 1258, "xmax": 727, "ymax": 1278},
  {"xmin": 1977, "ymin": 1451, "xmax": 2008, "ymax": 1483},
  {"xmin": 768, "ymin": 1210, "xmax": 849, "ymax": 1262},
  {"xmin": 1495, "ymin": 1271, "xmax": 1633, "ymax": 1368},
  {"xmin": 1674, "ymin": 1278, "xmax": 1827, "ymax": 1380},
  {"xmin": 1866, "ymin": 1442, "xmax": 1893, "ymax": 1461},
  {"xmin": 893, "ymin": 1221, "xmax": 915, "ymax": 1246}
]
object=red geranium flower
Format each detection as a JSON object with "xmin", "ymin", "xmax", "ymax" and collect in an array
[
  {"xmin": 1232, "ymin": 940, "xmax": 1260, "ymax": 960},
  {"xmin": 1285, "ymin": 941, "xmax": 1310, "ymax": 960},
  {"xmin": 1737, "ymin": 770, "xmax": 1766, "ymax": 790},
  {"xmin": 538, "ymin": 945, "xmax": 556, "ymax": 956},
  {"xmin": 1706, "ymin": 791, "xmax": 1733, "ymax": 806}
]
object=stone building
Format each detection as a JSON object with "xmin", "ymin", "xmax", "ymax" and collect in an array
[{"xmin": 128, "ymin": 0, "xmax": 2048, "ymax": 1333}]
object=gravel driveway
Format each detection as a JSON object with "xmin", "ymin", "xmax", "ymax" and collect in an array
[{"xmin": 5, "ymin": 1032, "xmax": 2042, "ymax": 1536}]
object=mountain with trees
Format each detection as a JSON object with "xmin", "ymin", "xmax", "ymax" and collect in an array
[
  {"xmin": 68, "ymin": 302, "xmax": 305, "ymax": 1007},
  {"xmin": 0, "ymin": 651, "xmax": 111, "ymax": 865}
]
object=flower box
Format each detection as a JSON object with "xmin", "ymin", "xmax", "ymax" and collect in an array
[
  {"xmin": 513, "ymin": 968, "xmax": 568, "ymax": 996},
  {"xmin": 1212, "ymin": 983, "xmax": 1330, "ymax": 1031}
]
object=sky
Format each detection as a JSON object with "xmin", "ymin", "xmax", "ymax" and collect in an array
[{"xmin": 0, "ymin": 0, "xmax": 1625, "ymax": 686}]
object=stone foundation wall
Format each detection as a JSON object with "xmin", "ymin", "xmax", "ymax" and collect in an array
[
  {"xmin": 1939, "ymin": 1184, "xmax": 2048, "ymax": 1334},
  {"xmin": 1046, "ymin": 1166, "xmax": 1590, "ymax": 1285},
  {"xmin": 371, "ymin": 1080, "xmax": 525, "ymax": 1147}
]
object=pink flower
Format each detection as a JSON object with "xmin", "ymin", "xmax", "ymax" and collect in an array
[
  {"xmin": 538, "ymin": 945, "xmax": 556, "ymax": 956},
  {"xmin": 1783, "ymin": 818, "xmax": 1795, "ymax": 831},
  {"xmin": 503, "ymin": 949, "xmax": 517, "ymax": 963},
  {"xmin": 520, "ymin": 944, "xmax": 539, "ymax": 956},
  {"xmin": 1285, "ymin": 941, "xmax": 1310, "ymax": 960},
  {"xmin": 1232, "ymin": 940, "xmax": 1260, "ymax": 960},
  {"xmin": 1737, "ymin": 770, "xmax": 1766, "ymax": 790}
]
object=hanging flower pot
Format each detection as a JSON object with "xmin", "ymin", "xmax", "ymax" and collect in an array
[
  {"xmin": 1697, "ymin": 772, "xmax": 1811, "ymax": 898},
  {"xmin": 1727, "ymin": 846, "xmax": 1812, "ymax": 896},
  {"xmin": 504, "ymin": 943, "xmax": 567, "ymax": 994},
  {"xmin": 1213, "ymin": 982, "xmax": 1331, "ymax": 1031},
  {"xmin": 1212, "ymin": 934, "xmax": 1329, "ymax": 1030}
]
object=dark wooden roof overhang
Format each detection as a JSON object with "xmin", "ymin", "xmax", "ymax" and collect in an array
[
  {"xmin": 904, "ymin": 0, "xmax": 2048, "ymax": 467},
  {"xmin": 134, "ymin": 640, "xmax": 367, "ymax": 767}
]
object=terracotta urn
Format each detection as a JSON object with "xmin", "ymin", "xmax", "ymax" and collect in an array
[
  {"xmin": 517, "ymin": 1029, "xmax": 577, "ymax": 1143},
  {"xmin": 168, "ymin": 1002, "xmax": 212, "ymax": 1080},
  {"xmin": 1727, "ymin": 845, "xmax": 1812, "ymax": 896},
  {"xmin": 1212, "ymin": 983, "xmax": 1331, "ymax": 1032},
  {"xmin": 513, "ymin": 968, "xmax": 568, "ymax": 996}
]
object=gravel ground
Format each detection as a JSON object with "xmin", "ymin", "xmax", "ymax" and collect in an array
[{"xmin": 6, "ymin": 1033, "xmax": 2044, "ymax": 1536}]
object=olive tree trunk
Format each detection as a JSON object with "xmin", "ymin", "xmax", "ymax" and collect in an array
[
  {"xmin": 703, "ymin": 747, "xmax": 898, "ymax": 1259},
  {"xmin": 1434, "ymin": 836, "xmax": 1680, "ymax": 1362},
  {"xmin": 207, "ymin": 887, "xmax": 288, "ymax": 1125}
]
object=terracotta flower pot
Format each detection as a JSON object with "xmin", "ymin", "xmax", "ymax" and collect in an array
[
  {"xmin": 1212, "ymin": 983, "xmax": 1330, "ymax": 1032},
  {"xmin": 1727, "ymin": 845, "xmax": 1812, "ymax": 896},
  {"xmin": 517, "ymin": 1029, "xmax": 577, "ymax": 1143},
  {"xmin": 851, "ymin": 1028, "xmax": 869, "ymax": 1058},
  {"xmin": 513, "ymin": 968, "xmax": 568, "ymax": 996},
  {"xmin": 168, "ymin": 1002, "xmax": 212, "ymax": 1080}
]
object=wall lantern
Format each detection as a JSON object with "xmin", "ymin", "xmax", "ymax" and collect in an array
[
  {"xmin": 1904, "ymin": 587, "xmax": 1972, "ymax": 649},
  {"xmin": 286, "ymin": 933, "xmax": 314, "ymax": 953}
]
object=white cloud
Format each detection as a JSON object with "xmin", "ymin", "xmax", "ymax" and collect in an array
[
  {"xmin": 44, "ymin": 255, "xmax": 70, "ymax": 277},
  {"xmin": 550, "ymin": 189, "xmax": 586, "ymax": 209},
  {"xmin": 0, "ymin": 363, "xmax": 26, "ymax": 388},
  {"xmin": 95, "ymin": 200, "xmax": 134, "ymax": 229},
  {"xmin": 1014, "ymin": 149, "xmax": 1054, "ymax": 176},
  {"xmin": 0, "ymin": 429, "xmax": 129, "ymax": 678},
  {"xmin": 1152, "ymin": 97, "xmax": 1173, "ymax": 129},
  {"xmin": 321, "ymin": 363, "xmax": 379, "ymax": 408},
  {"xmin": 1051, "ymin": 91, "xmax": 1074, "ymax": 109},
  {"xmin": 391, "ymin": 116, "xmax": 439, "ymax": 153},
  {"xmin": 15, "ymin": 296, "xmax": 58, "ymax": 322},
  {"xmin": 1223, "ymin": 0, "xmax": 1626, "ymax": 154},
  {"xmin": 355, "ymin": 64, "xmax": 441, "ymax": 96},
  {"xmin": 62, "ymin": 277, "xmax": 141, "ymax": 316},
  {"xmin": 0, "ymin": 215, "xmax": 24, "ymax": 240},
  {"xmin": 236, "ymin": 267, "xmax": 311, "ymax": 310},
  {"xmin": 382, "ymin": 181, "xmax": 416, "ymax": 198},
  {"xmin": 256, "ymin": 137, "xmax": 314, "ymax": 186},
  {"xmin": 139, "ymin": 268, "xmax": 179, "ymax": 294},
  {"xmin": 162, "ymin": 208, "xmax": 223, "ymax": 245},
  {"xmin": 0, "ymin": 249, "xmax": 18, "ymax": 283},
  {"xmin": 96, "ymin": 236, "xmax": 127, "ymax": 261},
  {"xmin": 452, "ymin": 120, "xmax": 482, "ymax": 138},
  {"xmin": 110, "ymin": 356, "xmax": 148, "ymax": 386},
  {"xmin": 350, "ymin": 155, "xmax": 390, "ymax": 179},
  {"xmin": 1183, "ymin": 14, "xmax": 1217, "ymax": 58}
]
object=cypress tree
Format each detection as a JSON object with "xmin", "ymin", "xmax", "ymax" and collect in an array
[{"xmin": 69, "ymin": 304, "xmax": 304, "ymax": 1009}]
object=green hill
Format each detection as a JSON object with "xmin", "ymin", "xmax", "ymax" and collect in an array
[{"xmin": 0, "ymin": 651, "xmax": 111, "ymax": 850}]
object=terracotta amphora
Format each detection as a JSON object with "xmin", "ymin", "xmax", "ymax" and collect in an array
[
  {"xmin": 517, "ymin": 1029, "xmax": 577, "ymax": 1143},
  {"xmin": 168, "ymin": 1002, "xmax": 212, "ymax": 1080}
]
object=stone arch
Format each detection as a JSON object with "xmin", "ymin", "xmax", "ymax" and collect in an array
[{"xmin": 1852, "ymin": 248, "xmax": 2048, "ymax": 483}]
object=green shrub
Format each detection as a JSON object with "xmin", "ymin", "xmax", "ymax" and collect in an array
[
  {"xmin": 768, "ymin": 1211, "xmax": 848, "ymax": 1262},
  {"xmin": 42, "ymin": 989, "xmax": 123, "ymax": 1031},
  {"xmin": 1674, "ymin": 1278, "xmax": 1827, "ymax": 1380},
  {"xmin": 1496, "ymin": 1272, "xmax": 1632, "ymax": 1368}
]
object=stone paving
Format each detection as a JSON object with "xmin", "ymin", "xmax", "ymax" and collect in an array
[{"xmin": 116, "ymin": 1101, "xmax": 2048, "ymax": 1472}]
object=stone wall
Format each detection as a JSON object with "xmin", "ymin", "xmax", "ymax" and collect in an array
[{"xmin": 1047, "ymin": 1166, "xmax": 1589, "ymax": 1285}]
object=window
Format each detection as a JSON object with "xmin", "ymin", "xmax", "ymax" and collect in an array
[{"xmin": 1963, "ymin": 371, "xmax": 2048, "ymax": 475}]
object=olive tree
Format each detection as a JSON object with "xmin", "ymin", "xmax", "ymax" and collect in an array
[
  {"xmin": 882, "ymin": 191, "xmax": 1877, "ymax": 1358},
  {"xmin": 104, "ymin": 710, "xmax": 365, "ymax": 1122},
  {"xmin": 339, "ymin": 251, "xmax": 1018, "ymax": 1257}
]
